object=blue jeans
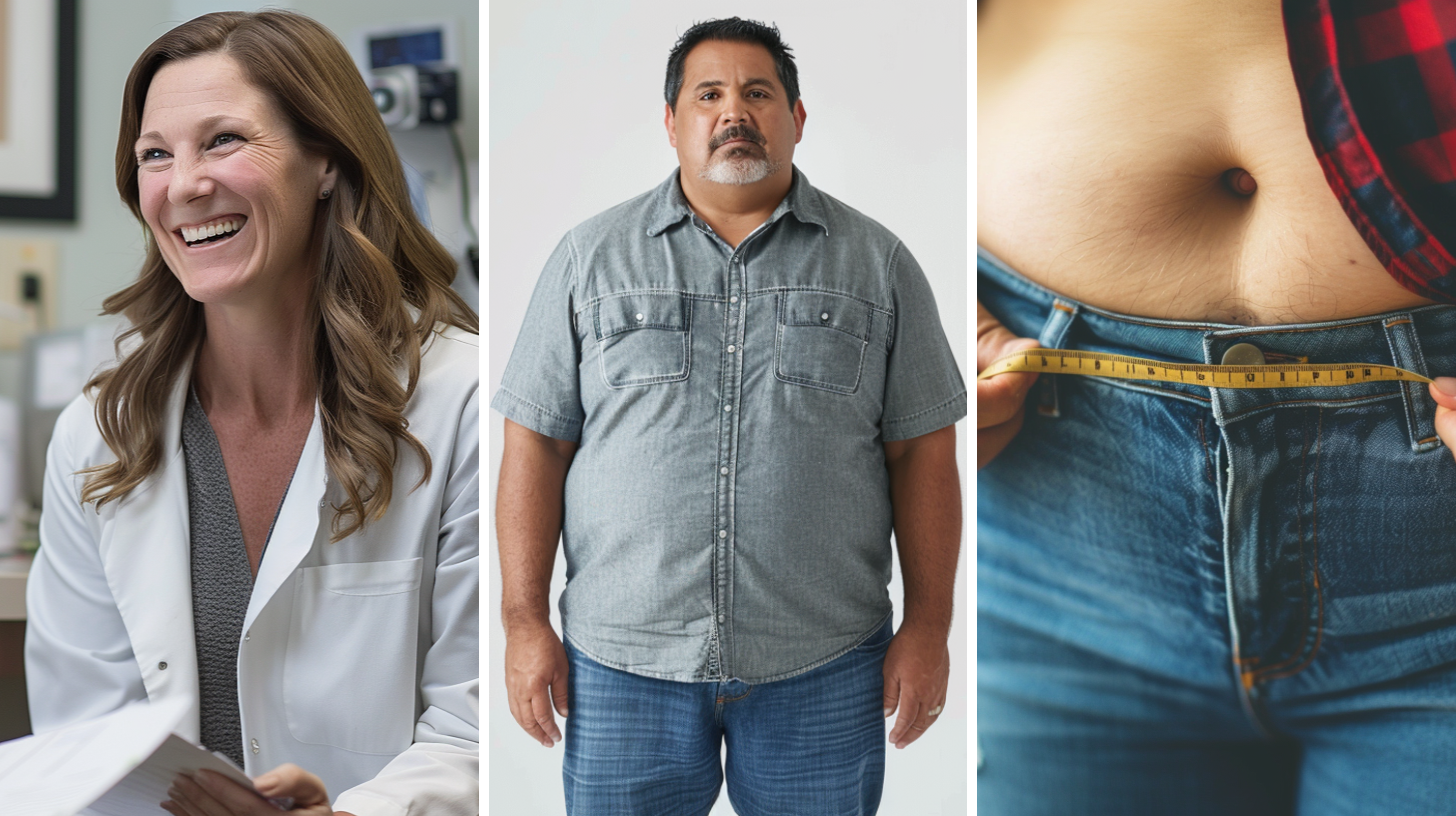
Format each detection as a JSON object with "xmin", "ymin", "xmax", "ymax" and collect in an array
[
  {"xmin": 561, "ymin": 615, "xmax": 891, "ymax": 816},
  {"xmin": 977, "ymin": 248, "xmax": 1456, "ymax": 815}
]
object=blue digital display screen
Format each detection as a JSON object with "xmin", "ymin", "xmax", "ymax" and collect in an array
[{"xmin": 370, "ymin": 30, "xmax": 445, "ymax": 68}]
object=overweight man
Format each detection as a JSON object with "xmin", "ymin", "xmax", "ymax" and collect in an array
[{"xmin": 493, "ymin": 18, "xmax": 966, "ymax": 815}]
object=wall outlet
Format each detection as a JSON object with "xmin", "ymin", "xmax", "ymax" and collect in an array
[{"xmin": 0, "ymin": 240, "xmax": 57, "ymax": 351}]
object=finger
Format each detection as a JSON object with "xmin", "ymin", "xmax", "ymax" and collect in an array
[
  {"xmin": 553, "ymin": 664, "xmax": 570, "ymax": 719},
  {"xmin": 888, "ymin": 696, "xmax": 923, "ymax": 749},
  {"xmin": 1435, "ymin": 404, "xmax": 1456, "ymax": 465},
  {"xmin": 194, "ymin": 769, "xmax": 281, "ymax": 814},
  {"xmin": 254, "ymin": 764, "xmax": 328, "ymax": 806},
  {"xmin": 531, "ymin": 684, "xmax": 563, "ymax": 745},
  {"xmin": 160, "ymin": 800, "xmax": 206, "ymax": 816},
  {"xmin": 896, "ymin": 707, "xmax": 940, "ymax": 750},
  {"xmin": 978, "ymin": 411, "xmax": 1025, "ymax": 470},
  {"xmin": 514, "ymin": 686, "xmax": 553, "ymax": 746},
  {"xmin": 977, "ymin": 302, "xmax": 1039, "ymax": 372},
  {"xmin": 882, "ymin": 669, "xmax": 900, "ymax": 721},
  {"xmin": 169, "ymin": 775, "xmax": 227, "ymax": 816},
  {"xmin": 508, "ymin": 675, "xmax": 552, "ymax": 746},
  {"xmin": 976, "ymin": 368, "xmax": 1037, "ymax": 429},
  {"xmin": 1430, "ymin": 378, "xmax": 1456, "ymax": 411}
]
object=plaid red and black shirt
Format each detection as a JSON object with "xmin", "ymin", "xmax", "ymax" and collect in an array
[{"xmin": 1285, "ymin": 0, "xmax": 1456, "ymax": 303}]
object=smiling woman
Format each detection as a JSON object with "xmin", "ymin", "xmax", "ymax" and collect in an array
[{"xmin": 23, "ymin": 10, "xmax": 479, "ymax": 816}]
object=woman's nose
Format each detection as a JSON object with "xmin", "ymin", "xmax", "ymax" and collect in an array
[{"xmin": 167, "ymin": 157, "xmax": 215, "ymax": 204}]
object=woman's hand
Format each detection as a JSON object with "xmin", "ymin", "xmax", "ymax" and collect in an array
[
  {"xmin": 978, "ymin": 301, "xmax": 1041, "ymax": 469},
  {"xmin": 1429, "ymin": 379, "xmax": 1456, "ymax": 461},
  {"xmin": 161, "ymin": 764, "xmax": 354, "ymax": 816}
]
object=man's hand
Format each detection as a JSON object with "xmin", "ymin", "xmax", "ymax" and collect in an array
[
  {"xmin": 978, "ymin": 301, "xmax": 1040, "ymax": 469},
  {"xmin": 882, "ymin": 622, "xmax": 951, "ymax": 750},
  {"xmin": 1429, "ymin": 379, "xmax": 1456, "ymax": 460},
  {"xmin": 162, "ymin": 764, "xmax": 345, "ymax": 816},
  {"xmin": 505, "ymin": 620, "xmax": 570, "ymax": 747}
]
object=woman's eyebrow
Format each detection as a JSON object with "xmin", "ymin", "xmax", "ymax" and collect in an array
[{"xmin": 135, "ymin": 114, "xmax": 249, "ymax": 146}]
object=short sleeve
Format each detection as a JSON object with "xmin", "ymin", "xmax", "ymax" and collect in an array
[
  {"xmin": 881, "ymin": 242, "xmax": 967, "ymax": 442},
  {"xmin": 491, "ymin": 235, "xmax": 586, "ymax": 442}
]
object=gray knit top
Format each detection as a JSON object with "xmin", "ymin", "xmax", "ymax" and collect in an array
[{"xmin": 182, "ymin": 390, "xmax": 292, "ymax": 769}]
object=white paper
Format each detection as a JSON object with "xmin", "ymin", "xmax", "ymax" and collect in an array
[{"xmin": 0, "ymin": 699, "xmax": 263, "ymax": 816}]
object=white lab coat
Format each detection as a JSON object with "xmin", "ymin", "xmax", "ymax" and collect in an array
[{"xmin": 24, "ymin": 325, "xmax": 479, "ymax": 816}]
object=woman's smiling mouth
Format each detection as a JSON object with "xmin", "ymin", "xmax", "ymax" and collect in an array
[{"xmin": 177, "ymin": 215, "xmax": 247, "ymax": 248}]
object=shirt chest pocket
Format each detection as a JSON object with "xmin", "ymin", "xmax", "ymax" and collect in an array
[
  {"xmin": 775, "ymin": 291, "xmax": 872, "ymax": 395},
  {"xmin": 593, "ymin": 293, "xmax": 692, "ymax": 388}
]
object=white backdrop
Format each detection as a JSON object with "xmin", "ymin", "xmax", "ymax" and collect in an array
[{"xmin": 487, "ymin": 2, "xmax": 968, "ymax": 813}]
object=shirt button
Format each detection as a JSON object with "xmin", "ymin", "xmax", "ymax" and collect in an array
[
  {"xmin": 718, "ymin": 614, "xmax": 726, "ymax": 623},
  {"xmin": 723, "ymin": 404, "xmax": 732, "ymax": 412},
  {"xmin": 635, "ymin": 313, "xmax": 645, "ymax": 322},
  {"xmin": 158, "ymin": 662, "xmax": 168, "ymax": 670},
  {"xmin": 719, "ymin": 530, "xmax": 727, "ymax": 539},
  {"xmin": 730, "ymin": 296, "xmax": 739, "ymax": 304},
  {"xmin": 727, "ymin": 345, "xmax": 736, "ymax": 353},
  {"xmin": 821, "ymin": 312, "xmax": 830, "ymax": 321},
  {"xmin": 251, "ymin": 739, "xmax": 260, "ymax": 755},
  {"xmin": 720, "ymin": 466, "xmax": 729, "ymax": 475}
]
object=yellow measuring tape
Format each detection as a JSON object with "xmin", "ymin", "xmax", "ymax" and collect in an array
[{"xmin": 978, "ymin": 348, "xmax": 1433, "ymax": 388}]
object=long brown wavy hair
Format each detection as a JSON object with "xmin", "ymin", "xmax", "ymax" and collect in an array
[{"xmin": 83, "ymin": 10, "xmax": 477, "ymax": 540}]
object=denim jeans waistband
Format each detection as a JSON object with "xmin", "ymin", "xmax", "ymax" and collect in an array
[{"xmin": 978, "ymin": 246, "xmax": 1456, "ymax": 450}]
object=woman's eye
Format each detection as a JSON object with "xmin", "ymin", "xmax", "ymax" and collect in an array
[
  {"xmin": 212, "ymin": 132, "xmax": 242, "ymax": 147},
  {"xmin": 138, "ymin": 148, "xmax": 168, "ymax": 163}
]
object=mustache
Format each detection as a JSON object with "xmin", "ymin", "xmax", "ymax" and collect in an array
[{"xmin": 709, "ymin": 125, "xmax": 766, "ymax": 151}]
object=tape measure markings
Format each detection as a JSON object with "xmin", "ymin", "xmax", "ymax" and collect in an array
[{"xmin": 978, "ymin": 348, "xmax": 1433, "ymax": 389}]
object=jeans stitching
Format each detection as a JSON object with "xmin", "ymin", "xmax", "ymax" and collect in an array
[
  {"xmin": 1198, "ymin": 417, "xmax": 1216, "ymax": 487},
  {"xmin": 717, "ymin": 685, "xmax": 752, "ymax": 704},
  {"xmin": 1256, "ymin": 408, "xmax": 1327, "ymax": 683},
  {"xmin": 1249, "ymin": 409, "xmax": 1317, "ymax": 677}
]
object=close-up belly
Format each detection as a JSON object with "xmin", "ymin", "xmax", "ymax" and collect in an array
[{"xmin": 977, "ymin": 0, "xmax": 1437, "ymax": 325}]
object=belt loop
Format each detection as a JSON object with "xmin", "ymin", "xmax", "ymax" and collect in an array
[
  {"xmin": 1033, "ymin": 298, "xmax": 1079, "ymax": 418},
  {"xmin": 1383, "ymin": 314, "xmax": 1441, "ymax": 452}
]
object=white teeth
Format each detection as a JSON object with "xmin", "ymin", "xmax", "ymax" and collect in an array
[{"xmin": 182, "ymin": 219, "xmax": 243, "ymax": 245}]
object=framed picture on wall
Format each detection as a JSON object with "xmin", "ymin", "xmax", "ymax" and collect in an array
[{"xmin": 0, "ymin": 0, "xmax": 76, "ymax": 221}]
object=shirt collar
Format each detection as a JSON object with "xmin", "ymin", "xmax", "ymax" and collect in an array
[{"xmin": 644, "ymin": 165, "xmax": 830, "ymax": 237}]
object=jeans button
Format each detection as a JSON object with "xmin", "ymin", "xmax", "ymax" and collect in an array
[{"xmin": 1221, "ymin": 342, "xmax": 1265, "ymax": 366}]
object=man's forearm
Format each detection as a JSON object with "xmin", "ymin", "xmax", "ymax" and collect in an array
[
  {"xmin": 884, "ymin": 425, "xmax": 962, "ymax": 635},
  {"xmin": 497, "ymin": 419, "xmax": 577, "ymax": 632}
]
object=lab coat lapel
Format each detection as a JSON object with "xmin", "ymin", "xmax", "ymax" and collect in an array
[
  {"xmin": 101, "ymin": 366, "xmax": 200, "ymax": 740},
  {"xmin": 244, "ymin": 401, "xmax": 326, "ymax": 633}
]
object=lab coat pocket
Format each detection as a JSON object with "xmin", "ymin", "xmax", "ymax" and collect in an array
[{"xmin": 285, "ymin": 558, "xmax": 423, "ymax": 754}]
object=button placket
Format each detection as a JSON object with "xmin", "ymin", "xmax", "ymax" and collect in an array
[{"xmin": 712, "ymin": 247, "xmax": 752, "ymax": 678}]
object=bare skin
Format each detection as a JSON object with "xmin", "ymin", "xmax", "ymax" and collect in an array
[
  {"xmin": 979, "ymin": 0, "xmax": 1435, "ymax": 326},
  {"xmin": 882, "ymin": 425, "xmax": 960, "ymax": 748},
  {"xmin": 976, "ymin": 0, "xmax": 1455, "ymax": 466},
  {"xmin": 498, "ymin": 419, "xmax": 576, "ymax": 748}
]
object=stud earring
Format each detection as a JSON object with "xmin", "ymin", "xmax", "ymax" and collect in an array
[{"xmin": 320, "ymin": 189, "xmax": 333, "ymax": 200}]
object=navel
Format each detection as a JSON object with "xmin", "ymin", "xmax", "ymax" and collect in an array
[{"xmin": 1222, "ymin": 167, "xmax": 1257, "ymax": 197}]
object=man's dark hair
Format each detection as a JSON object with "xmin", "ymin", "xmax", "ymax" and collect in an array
[{"xmin": 664, "ymin": 18, "xmax": 799, "ymax": 111}]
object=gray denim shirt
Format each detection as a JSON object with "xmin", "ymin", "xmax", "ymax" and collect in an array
[{"xmin": 493, "ymin": 168, "xmax": 965, "ymax": 682}]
